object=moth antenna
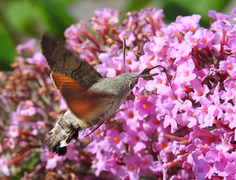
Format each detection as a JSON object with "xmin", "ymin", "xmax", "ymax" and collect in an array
[
  {"xmin": 123, "ymin": 38, "xmax": 126, "ymax": 74},
  {"xmin": 139, "ymin": 65, "xmax": 183, "ymax": 104}
]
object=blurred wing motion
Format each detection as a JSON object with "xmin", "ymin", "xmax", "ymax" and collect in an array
[{"xmin": 41, "ymin": 35, "xmax": 102, "ymax": 86}]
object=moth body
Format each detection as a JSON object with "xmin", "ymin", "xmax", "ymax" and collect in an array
[
  {"xmin": 45, "ymin": 73, "xmax": 138, "ymax": 155},
  {"xmin": 88, "ymin": 73, "xmax": 139, "ymax": 123}
]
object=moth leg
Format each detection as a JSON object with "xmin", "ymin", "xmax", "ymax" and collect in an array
[{"xmin": 85, "ymin": 120, "xmax": 106, "ymax": 137}]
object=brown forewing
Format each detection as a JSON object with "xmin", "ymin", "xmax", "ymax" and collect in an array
[
  {"xmin": 41, "ymin": 35, "xmax": 102, "ymax": 87},
  {"xmin": 51, "ymin": 72, "xmax": 115, "ymax": 121}
]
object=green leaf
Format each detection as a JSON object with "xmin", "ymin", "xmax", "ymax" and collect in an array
[
  {"xmin": 12, "ymin": 153, "xmax": 41, "ymax": 180},
  {"xmin": 0, "ymin": 24, "xmax": 15, "ymax": 71},
  {"xmin": 162, "ymin": 0, "xmax": 231, "ymax": 27},
  {"xmin": 4, "ymin": 1, "xmax": 33, "ymax": 33}
]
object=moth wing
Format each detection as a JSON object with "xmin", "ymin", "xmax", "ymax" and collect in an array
[
  {"xmin": 51, "ymin": 72, "xmax": 115, "ymax": 121},
  {"xmin": 41, "ymin": 35, "xmax": 102, "ymax": 87}
]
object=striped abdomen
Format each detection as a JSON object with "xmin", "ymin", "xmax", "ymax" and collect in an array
[{"xmin": 45, "ymin": 110, "xmax": 91, "ymax": 156}]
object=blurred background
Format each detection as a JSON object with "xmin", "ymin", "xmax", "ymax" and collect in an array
[{"xmin": 0, "ymin": 0, "xmax": 234, "ymax": 71}]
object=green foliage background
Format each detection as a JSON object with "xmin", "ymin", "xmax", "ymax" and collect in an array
[{"xmin": 0, "ymin": 0, "xmax": 231, "ymax": 71}]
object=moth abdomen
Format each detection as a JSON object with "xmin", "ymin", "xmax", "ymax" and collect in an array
[{"xmin": 45, "ymin": 110, "xmax": 85, "ymax": 156}]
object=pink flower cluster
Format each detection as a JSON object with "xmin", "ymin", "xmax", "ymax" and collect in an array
[{"xmin": 1, "ymin": 7, "xmax": 236, "ymax": 179}]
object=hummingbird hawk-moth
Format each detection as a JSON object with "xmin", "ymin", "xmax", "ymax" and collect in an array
[{"xmin": 41, "ymin": 35, "xmax": 161, "ymax": 156}]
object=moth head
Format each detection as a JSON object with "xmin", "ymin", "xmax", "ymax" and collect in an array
[
  {"xmin": 116, "ymin": 73, "xmax": 139, "ymax": 90},
  {"xmin": 129, "ymin": 74, "xmax": 139, "ymax": 89}
]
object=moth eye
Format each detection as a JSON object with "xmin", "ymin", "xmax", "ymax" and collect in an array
[{"xmin": 129, "ymin": 83, "xmax": 135, "ymax": 89}]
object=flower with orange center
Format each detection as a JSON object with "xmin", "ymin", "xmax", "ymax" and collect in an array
[
  {"xmin": 186, "ymin": 71, "xmax": 190, "ymax": 77},
  {"xmin": 228, "ymin": 65, "xmax": 233, "ymax": 70},
  {"xmin": 199, "ymin": 92, "xmax": 203, "ymax": 96},
  {"xmin": 143, "ymin": 104, "xmax": 148, "ymax": 109},
  {"xmin": 161, "ymin": 143, "xmax": 167, "ymax": 148},
  {"xmin": 149, "ymin": 55, "xmax": 155, "ymax": 61},
  {"xmin": 129, "ymin": 112, "xmax": 134, "ymax": 118},
  {"xmin": 190, "ymin": 112, "xmax": 194, "ymax": 117},
  {"xmin": 143, "ymin": 161, "xmax": 148, "ymax": 165},
  {"xmin": 95, "ymin": 130, "xmax": 101, "ymax": 135},
  {"xmin": 114, "ymin": 137, "xmax": 120, "ymax": 144},
  {"xmin": 130, "ymin": 165, "xmax": 135, "ymax": 171},
  {"xmin": 202, "ymin": 39, "xmax": 207, "ymax": 44},
  {"xmin": 173, "ymin": 95, "xmax": 178, "ymax": 100}
]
